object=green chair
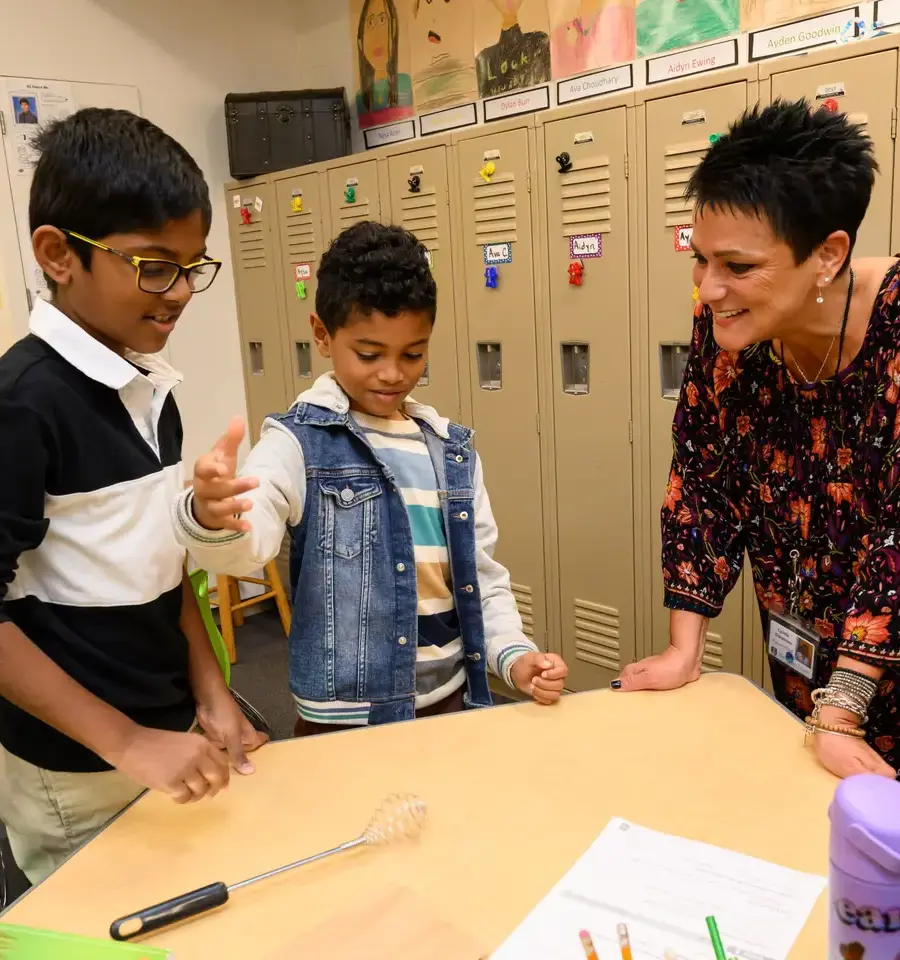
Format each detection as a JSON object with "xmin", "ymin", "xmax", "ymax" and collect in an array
[{"xmin": 189, "ymin": 567, "xmax": 271, "ymax": 737}]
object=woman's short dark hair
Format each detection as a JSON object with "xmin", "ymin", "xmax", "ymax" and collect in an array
[{"xmin": 687, "ymin": 98, "xmax": 877, "ymax": 272}]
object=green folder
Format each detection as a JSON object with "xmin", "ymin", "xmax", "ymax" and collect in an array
[{"xmin": 0, "ymin": 924, "xmax": 171, "ymax": 958}]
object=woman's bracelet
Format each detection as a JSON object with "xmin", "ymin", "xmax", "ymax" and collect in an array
[
  {"xmin": 804, "ymin": 714, "xmax": 867, "ymax": 739},
  {"xmin": 811, "ymin": 688, "xmax": 868, "ymax": 725}
]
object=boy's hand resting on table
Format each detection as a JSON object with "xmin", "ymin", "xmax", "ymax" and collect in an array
[
  {"xmin": 191, "ymin": 417, "xmax": 259, "ymax": 532},
  {"xmin": 510, "ymin": 653, "xmax": 568, "ymax": 704}
]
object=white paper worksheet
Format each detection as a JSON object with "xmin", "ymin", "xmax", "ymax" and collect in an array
[{"xmin": 492, "ymin": 818, "xmax": 827, "ymax": 960}]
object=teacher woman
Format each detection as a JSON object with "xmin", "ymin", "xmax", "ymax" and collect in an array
[{"xmin": 615, "ymin": 99, "xmax": 899, "ymax": 781}]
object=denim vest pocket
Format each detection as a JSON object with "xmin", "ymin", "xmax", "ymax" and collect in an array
[{"xmin": 318, "ymin": 479, "xmax": 382, "ymax": 560}]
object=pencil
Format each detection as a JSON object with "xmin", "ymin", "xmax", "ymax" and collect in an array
[
  {"xmin": 578, "ymin": 930, "xmax": 599, "ymax": 960},
  {"xmin": 617, "ymin": 922, "xmax": 633, "ymax": 960},
  {"xmin": 705, "ymin": 916, "xmax": 728, "ymax": 960}
]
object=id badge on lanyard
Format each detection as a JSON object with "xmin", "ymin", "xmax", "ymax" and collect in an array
[{"xmin": 766, "ymin": 549, "xmax": 820, "ymax": 681}]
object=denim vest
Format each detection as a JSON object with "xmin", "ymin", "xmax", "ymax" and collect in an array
[{"xmin": 273, "ymin": 402, "xmax": 493, "ymax": 724}]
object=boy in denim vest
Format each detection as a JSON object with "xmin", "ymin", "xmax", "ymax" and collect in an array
[{"xmin": 174, "ymin": 222, "xmax": 567, "ymax": 731}]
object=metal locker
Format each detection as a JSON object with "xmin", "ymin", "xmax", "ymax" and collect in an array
[
  {"xmin": 541, "ymin": 103, "xmax": 636, "ymax": 690},
  {"xmin": 386, "ymin": 144, "xmax": 462, "ymax": 423},
  {"xmin": 274, "ymin": 170, "xmax": 331, "ymax": 396},
  {"xmin": 325, "ymin": 159, "xmax": 383, "ymax": 241},
  {"xmin": 224, "ymin": 177, "xmax": 291, "ymax": 442},
  {"xmin": 637, "ymin": 74, "xmax": 757, "ymax": 675},
  {"xmin": 760, "ymin": 41, "xmax": 898, "ymax": 257},
  {"xmin": 453, "ymin": 123, "xmax": 547, "ymax": 651}
]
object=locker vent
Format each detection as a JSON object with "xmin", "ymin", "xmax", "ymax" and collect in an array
[
  {"xmin": 238, "ymin": 225, "xmax": 266, "ymax": 270},
  {"xmin": 285, "ymin": 209, "xmax": 317, "ymax": 262},
  {"xmin": 400, "ymin": 188, "xmax": 440, "ymax": 249},
  {"xmin": 336, "ymin": 197, "xmax": 373, "ymax": 231},
  {"xmin": 663, "ymin": 138, "xmax": 708, "ymax": 228},
  {"xmin": 701, "ymin": 630, "xmax": 724, "ymax": 672},
  {"xmin": 573, "ymin": 599, "xmax": 620, "ymax": 671},
  {"xmin": 473, "ymin": 173, "xmax": 518, "ymax": 245},
  {"xmin": 559, "ymin": 155, "xmax": 611, "ymax": 237},
  {"xmin": 511, "ymin": 582, "xmax": 534, "ymax": 639}
]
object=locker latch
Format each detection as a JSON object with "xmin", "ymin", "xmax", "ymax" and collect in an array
[
  {"xmin": 479, "ymin": 161, "xmax": 496, "ymax": 183},
  {"xmin": 408, "ymin": 174, "xmax": 421, "ymax": 193},
  {"xmin": 240, "ymin": 206, "xmax": 252, "ymax": 225},
  {"xmin": 556, "ymin": 152, "xmax": 573, "ymax": 174},
  {"xmin": 477, "ymin": 343, "xmax": 502, "ymax": 390},
  {"xmin": 561, "ymin": 343, "xmax": 589, "ymax": 395},
  {"xmin": 345, "ymin": 185, "xmax": 357, "ymax": 203},
  {"xmin": 568, "ymin": 261, "xmax": 584, "ymax": 286},
  {"xmin": 484, "ymin": 266, "xmax": 498, "ymax": 288},
  {"xmin": 296, "ymin": 280, "xmax": 307, "ymax": 300}
]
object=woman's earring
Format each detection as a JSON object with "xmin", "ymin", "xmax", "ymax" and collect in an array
[{"xmin": 817, "ymin": 276, "xmax": 830, "ymax": 304}]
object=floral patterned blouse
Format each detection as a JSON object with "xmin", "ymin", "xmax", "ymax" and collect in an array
[{"xmin": 663, "ymin": 261, "xmax": 900, "ymax": 768}]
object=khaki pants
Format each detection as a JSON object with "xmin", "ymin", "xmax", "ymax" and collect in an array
[{"xmin": 0, "ymin": 742, "xmax": 144, "ymax": 885}]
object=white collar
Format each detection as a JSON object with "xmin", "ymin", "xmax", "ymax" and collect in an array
[
  {"xmin": 294, "ymin": 372, "xmax": 451, "ymax": 439},
  {"xmin": 29, "ymin": 298, "xmax": 182, "ymax": 390}
]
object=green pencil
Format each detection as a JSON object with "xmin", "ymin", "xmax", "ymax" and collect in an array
[{"xmin": 705, "ymin": 916, "xmax": 728, "ymax": 960}]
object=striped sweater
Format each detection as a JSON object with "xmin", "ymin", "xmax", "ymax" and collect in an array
[{"xmin": 351, "ymin": 412, "xmax": 465, "ymax": 708}]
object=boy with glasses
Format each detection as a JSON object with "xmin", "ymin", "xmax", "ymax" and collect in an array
[{"xmin": 0, "ymin": 108, "xmax": 266, "ymax": 885}]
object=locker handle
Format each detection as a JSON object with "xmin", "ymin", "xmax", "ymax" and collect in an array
[
  {"xmin": 418, "ymin": 361, "xmax": 430, "ymax": 387},
  {"xmin": 476, "ymin": 343, "xmax": 502, "ymax": 391},
  {"xmin": 248, "ymin": 341, "xmax": 264, "ymax": 376},
  {"xmin": 556, "ymin": 152, "xmax": 573, "ymax": 173},
  {"xmin": 295, "ymin": 341, "xmax": 312, "ymax": 379},
  {"xmin": 659, "ymin": 342, "xmax": 690, "ymax": 400},
  {"xmin": 561, "ymin": 343, "xmax": 589, "ymax": 395}
]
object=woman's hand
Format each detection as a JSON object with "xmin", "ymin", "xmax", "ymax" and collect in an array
[
  {"xmin": 814, "ymin": 732, "xmax": 896, "ymax": 779},
  {"xmin": 611, "ymin": 644, "xmax": 701, "ymax": 692}
]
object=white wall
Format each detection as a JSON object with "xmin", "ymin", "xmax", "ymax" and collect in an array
[{"xmin": 0, "ymin": 0, "xmax": 354, "ymax": 464}]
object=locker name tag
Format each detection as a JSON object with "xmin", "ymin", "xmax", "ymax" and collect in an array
[
  {"xmin": 346, "ymin": 178, "xmax": 359, "ymax": 186},
  {"xmin": 681, "ymin": 109, "xmax": 706, "ymax": 125},
  {"xmin": 409, "ymin": 164, "xmax": 424, "ymax": 175},
  {"xmin": 816, "ymin": 83, "xmax": 846, "ymax": 99},
  {"xmin": 674, "ymin": 225, "xmax": 693, "ymax": 252},
  {"xmin": 232, "ymin": 194, "xmax": 241, "ymax": 209},
  {"xmin": 295, "ymin": 263, "xmax": 312, "ymax": 281},
  {"xmin": 483, "ymin": 243, "xmax": 512, "ymax": 265},
  {"xmin": 570, "ymin": 234, "xmax": 603, "ymax": 259},
  {"xmin": 574, "ymin": 131, "xmax": 594, "ymax": 144},
  {"xmin": 254, "ymin": 196, "xmax": 264, "ymax": 213},
  {"xmin": 483, "ymin": 149, "xmax": 501, "ymax": 161},
  {"xmin": 292, "ymin": 188, "xmax": 303, "ymax": 196}
]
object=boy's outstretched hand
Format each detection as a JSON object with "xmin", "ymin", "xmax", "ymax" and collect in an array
[
  {"xmin": 510, "ymin": 652, "xmax": 568, "ymax": 705},
  {"xmin": 191, "ymin": 417, "xmax": 259, "ymax": 532}
]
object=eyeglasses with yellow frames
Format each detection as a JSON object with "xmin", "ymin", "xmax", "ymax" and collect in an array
[{"xmin": 62, "ymin": 230, "xmax": 222, "ymax": 295}]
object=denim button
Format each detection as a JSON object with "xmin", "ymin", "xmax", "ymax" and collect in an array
[
  {"xmin": 340, "ymin": 488, "xmax": 354, "ymax": 503},
  {"xmin": 455, "ymin": 455, "xmax": 464, "ymax": 463},
  {"xmin": 468, "ymin": 652, "xmax": 482, "ymax": 661},
  {"xmin": 462, "ymin": 584, "xmax": 474, "ymax": 593},
  {"xmin": 458, "ymin": 511, "xmax": 469, "ymax": 520},
  {"xmin": 398, "ymin": 636, "xmax": 408, "ymax": 645},
  {"xmin": 396, "ymin": 562, "xmax": 406, "ymax": 572}
]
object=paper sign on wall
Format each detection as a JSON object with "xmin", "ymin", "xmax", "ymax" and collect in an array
[
  {"xmin": 295, "ymin": 264, "xmax": 312, "ymax": 281},
  {"xmin": 570, "ymin": 234, "xmax": 603, "ymax": 259},
  {"xmin": 674, "ymin": 225, "xmax": 693, "ymax": 252},
  {"xmin": 483, "ymin": 243, "xmax": 512, "ymax": 265}
]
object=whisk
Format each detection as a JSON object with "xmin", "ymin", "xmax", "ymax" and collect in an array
[{"xmin": 110, "ymin": 792, "xmax": 427, "ymax": 941}]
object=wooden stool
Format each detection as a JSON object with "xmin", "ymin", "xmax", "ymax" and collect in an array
[{"xmin": 209, "ymin": 560, "xmax": 291, "ymax": 663}]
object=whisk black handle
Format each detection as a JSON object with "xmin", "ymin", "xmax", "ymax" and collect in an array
[{"xmin": 109, "ymin": 881, "xmax": 229, "ymax": 940}]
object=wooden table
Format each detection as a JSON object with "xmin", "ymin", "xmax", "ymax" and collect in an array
[{"xmin": 2, "ymin": 674, "xmax": 835, "ymax": 957}]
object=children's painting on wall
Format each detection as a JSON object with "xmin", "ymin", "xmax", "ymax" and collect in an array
[
  {"xmin": 409, "ymin": 0, "xmax": 478, "ymax": 112},
  {"xmin": 739, "ymin": 0, "xmax": 851, "ymax": 31},
  {"xmin": 548, "ymin": 0, "xmax": 636, "ymax": 79},
  {"xmin": 635, "ymin": 0, "xmax": 739, "ymax": 58},
  {"xmin": 352, "ymin": 0, "xmax": 416, "ymax": 129},
  {"xmin": 474, "ymin": 0, "xmax": 552, "ymax": 99}
]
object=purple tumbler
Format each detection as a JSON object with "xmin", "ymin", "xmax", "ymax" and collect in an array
[{"xmin": 829, "ymin": 774, "xmax": 900, "ymax": 960}]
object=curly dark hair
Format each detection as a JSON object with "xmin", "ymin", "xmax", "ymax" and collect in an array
[
  {"xmin": 316, "ymin": 221, "xmax": 436, "ymax": 335},
  {"xmin": 687, "ymin": 98, "xmax": 877, "ymax": 275}
]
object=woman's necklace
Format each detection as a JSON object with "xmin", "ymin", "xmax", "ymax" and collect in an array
[{"xmin": 780, "ymin": 269, "xmax": 855, "ymax": 384}]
